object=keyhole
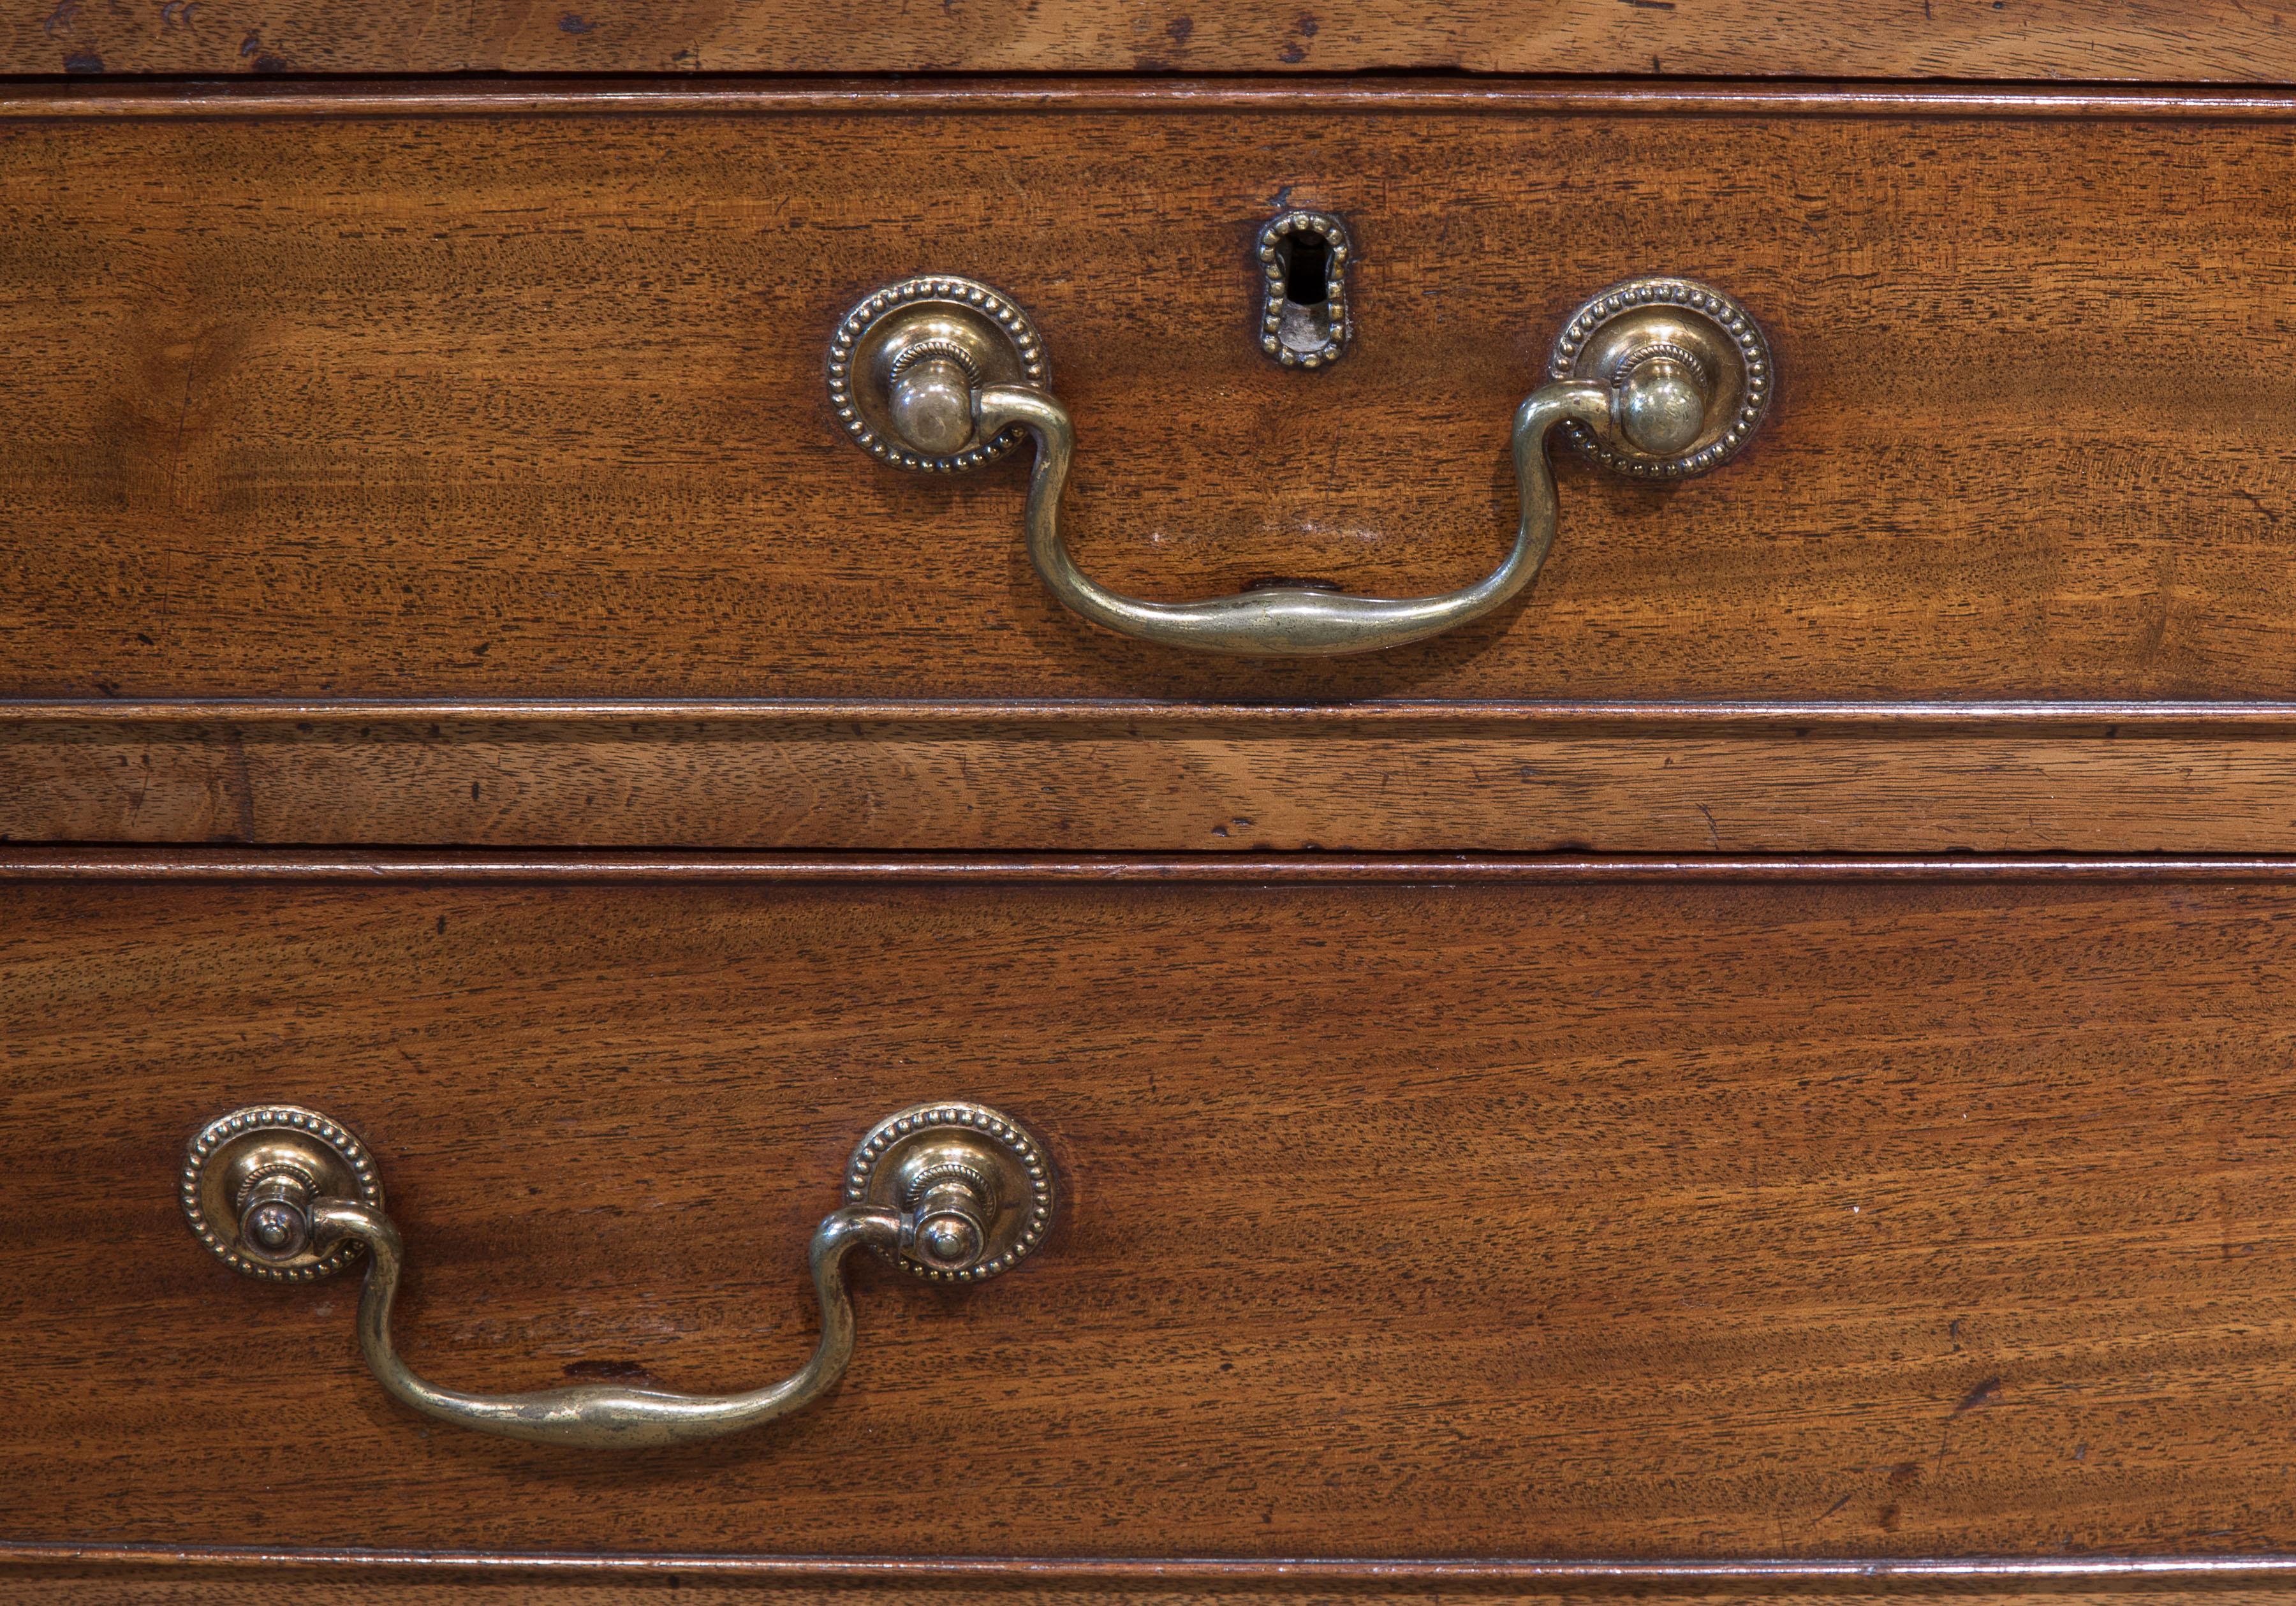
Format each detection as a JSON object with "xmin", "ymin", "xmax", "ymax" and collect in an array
[
  {"xmin": 1280, "ymin": 230, "xmax": 1331, "ymax": 306},
  {"xmin": 1255, "ymin": 210, "xmax": 1351, "ymax": 369}
]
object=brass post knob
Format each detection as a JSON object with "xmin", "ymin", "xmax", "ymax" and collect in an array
[
  {"xmin": 180, "ymin": 1106, "xmax": 381, "ymax": 1282},
  {"xmin": 1549, "ymin": 277, "xmax": 1772, "ymax": 480},
  {"xmin": 1610, "ymin": 344, "xmax": 1712, "ymax": 458},
  {"xmin": 182, "ymin": 1100, "xmax": 1057, "ymax": 1448},
  {"xmin": 911, "ymin": 1182, "xmax": 989, "ymax": 1269},
  {"xmin": 886, "ymin": 350, "xmax": 980, "ymax": 458},
  {"xmin": 825, "ymin": 277, "xmax": 1048, "ymax": 472},
  {"xmin": 892, "ymin": 1135, "xmax": 1004, "ymax": 1272},
  {"xmin": 235, "ymin": 1166, "xmax": 318, "ymax": 1263}
]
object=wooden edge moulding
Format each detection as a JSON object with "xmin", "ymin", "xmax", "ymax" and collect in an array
[
  {"xmin": 13, "ymin": 1543, "xmax": 2296, "ymax": 1584},
  {"xmin": 10, "ymin": 849, "xmax": 2296, "ymax": 883},
  {"xmin": 6, "ymin": 79, "xmax": 2296, "ymax": 122},
  {"xmin": 14, "ymin": 700, "xmax": 2296, "ymax": 729}
]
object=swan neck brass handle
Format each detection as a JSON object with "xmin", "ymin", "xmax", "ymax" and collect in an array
[
  {"xmin": 305, "ymin": 1199, "xmax": 901, "ymax": 1449},
  {"xmin": 978, "ymin": 378, "xmax": 1608, "ymax": 658},
  {"xmin": 181, "ymin": 1101, "xmax": 1056, "ymax": 1451},
  {"xmin": 829, "ymin": 273, "xmax": 1772, "ymax": 659}
]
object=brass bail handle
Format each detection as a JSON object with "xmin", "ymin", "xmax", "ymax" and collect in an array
[
  {"xmin": 182, "ymin": 1102, "xmax": 1056, "ymax": 1450},
  {"xmin": 828, "ymin": 274, "xmax": 1772, "ymax": 658}
]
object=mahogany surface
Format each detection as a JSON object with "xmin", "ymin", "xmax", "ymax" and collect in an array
[
  {"xmin": 3, "ymin": 87, "xmax": 2295, "ymax": 707},
  {"xmin": 6, "ymin": 2, "xmax": 2296, "ymax": 80},
  {"xmin": 16, "ymin": 1581, "xmax": 2296, "ymax": 1605},
  {"xmin": 5, "ymin": 863, "xmax": 2296, "ymax": 1557},
  {"xmin": 13, "ymin": 707, "xmax": 2296, "ymax": 853},
  {"xmin": 4, "ymin": 29, "xmax": 2293, "ymax": 1600}
]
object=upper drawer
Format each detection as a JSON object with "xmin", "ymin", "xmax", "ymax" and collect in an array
[
  {"xmin": 14, "ymin": 4, "xmax": 2296, "ymax": 78},
  {"xmin": 5, "ymin": 83, "xmax": 2295, "ymax": 705}
]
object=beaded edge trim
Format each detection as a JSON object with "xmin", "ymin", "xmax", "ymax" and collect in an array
[
  {"xmin": 826, "ymin": 276, "xmax": 1048, "ymax": 473},
  {"xmin": 180, "ymin": 1105, "xmax": 381, "ymax": 1283},
  {"xmin": 844, "ymin": 1102, "xmax": 1055, "ymax": 1283},
  {"xmin": 1549, "ymin": 277, "xmax": 1773, "ymax": 480},
  {"xmin": 1256, "ymin": 210, "xmax": 1352, "ymax": 370}
]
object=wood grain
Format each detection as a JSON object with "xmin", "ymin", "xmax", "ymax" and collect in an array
[
  {"xmin": 16, "ymin": 849, "xmax": 2296, "ymax": 882},
  {"xmin": 16, "ymin": 82, "xmax": 2296, "ymax": 121},
  {"xmin": 21, "ymin": 1586, "xmax": 2296, "ymax": 1606},
  {"xmin": 15, "ymin": 1583, "xmax": 2296, "ymax": 1606},
  {"xmin": 9, "ymin": 1, "xmax": 2296, "ymax": 80},
  {"xmin": 16, "ymin": 709, "xmax": 2296, "ymax": 852},
  {"xmin": 19, "ymin": 1547, "xmax": 2296, "ymax": 1578},
  {"xmin": 4, "ymin": 91, "xmax": 2296, "ymax": 704},
  {"xmin": 8, "ymin": 869, "xmax": 2296, "ymax": 1555}
]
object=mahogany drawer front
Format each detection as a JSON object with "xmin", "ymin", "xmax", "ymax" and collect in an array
[
  {"xmin": 6, "ymin": 856, "xmax": 2296, "ymax": 1561},
  {"xmin": 6, "ymin": 85, "xmax": 2296, "ymax": 710},
  {"xmin": 9, "ymin": 2, "xmax": 2296, "ymax": 79}
]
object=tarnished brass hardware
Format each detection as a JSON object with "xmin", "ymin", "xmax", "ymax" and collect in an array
[
  {"xmin": 180, "ymin": 1100, "xmax": 1056, "ymax": 1449},
  {"xmin": 827, "ymin": 275, "xmax": 1048, "ymax": 471},
  {"xmin": 237, "ymin": 1166, "xmax": 320, "ymax": 1262},
  {"xmin": 846, "ymin": 1101, "xmax": 1054, "ymax": 1281},
  {"xmin": 887, "ymin": 339, "xmax": 983, "ymax": 457},
  {"xmin": 1547, "ymin": 276, "xmax": 1772, "ymax": 478},
  {"xmin": 830, "ymin": 272, "xmax": 1769, "ymax": 657},
  {"xmin": 180, "ymin": 1105, "xmax": 383, "ymax": 1281},
  {"xmin": 1256, "ymin": 209, "xmax": 1351, "ymax": 367}
]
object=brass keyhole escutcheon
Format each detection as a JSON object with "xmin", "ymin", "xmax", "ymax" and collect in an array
[{"xmin": 1256, "ymin": 209, "xmax": 1353, "ymax": 369}]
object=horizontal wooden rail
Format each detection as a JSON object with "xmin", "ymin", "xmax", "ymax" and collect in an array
[
  {"xmin": 10, "ymin": 1540, "xmax": 2296, "ymax": 1584},
  {"xmin": 11, "ymin": 849, "xmax": 2296, "ymax": 882},
  {"xmin": 5, "ymin": 78, "xmax": 2296, "ymax": 122},
  {"xmin": 15, "ymin": 697, "xmax": 2296, "ymax": 731}
]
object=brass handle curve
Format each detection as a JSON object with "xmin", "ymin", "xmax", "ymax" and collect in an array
[
  {"xmin": 978, "ymin": 378, "xmax": 1608, "ymax": 658},
  {"xmin": 828, "ymin": 272, "xmax": 1773, "ymax": 659},
  {"xmin": 308, "ymin": 1198, "xmax": 898, "ymax": 1448},
  {"xmin": 182, "ymin": 1101, "xmax": 1056, "ymax": 1451}
]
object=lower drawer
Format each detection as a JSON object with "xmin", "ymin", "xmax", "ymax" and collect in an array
[{"xmin": 3, "ymin": 855, "xmax": 2294, "ymax": 1560}]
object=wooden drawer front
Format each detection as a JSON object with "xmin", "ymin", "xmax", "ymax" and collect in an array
[
  {"xmin": 6, "ymin": 85, "xmax": 2296, "ymax": 707},
  {"xmin": 5, "ymin": 858, "xmax": 2295, "ymax": 1558}
]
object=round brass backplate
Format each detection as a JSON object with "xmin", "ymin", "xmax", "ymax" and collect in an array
[
  {"xmin": 1547, "ymin": 276, "xmax": 1772, "ymax": 479},
  {"xmin": 180, "ymin": 1105, "xmax": 383, "ymax": 1282},
  {"xmin": 827, "ymin": 276, "xmax": 1049, "ymax": 472},
  {"xmin": 844, "ymin": 1101, "xmax": 1055, "ymax": 1283}
]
